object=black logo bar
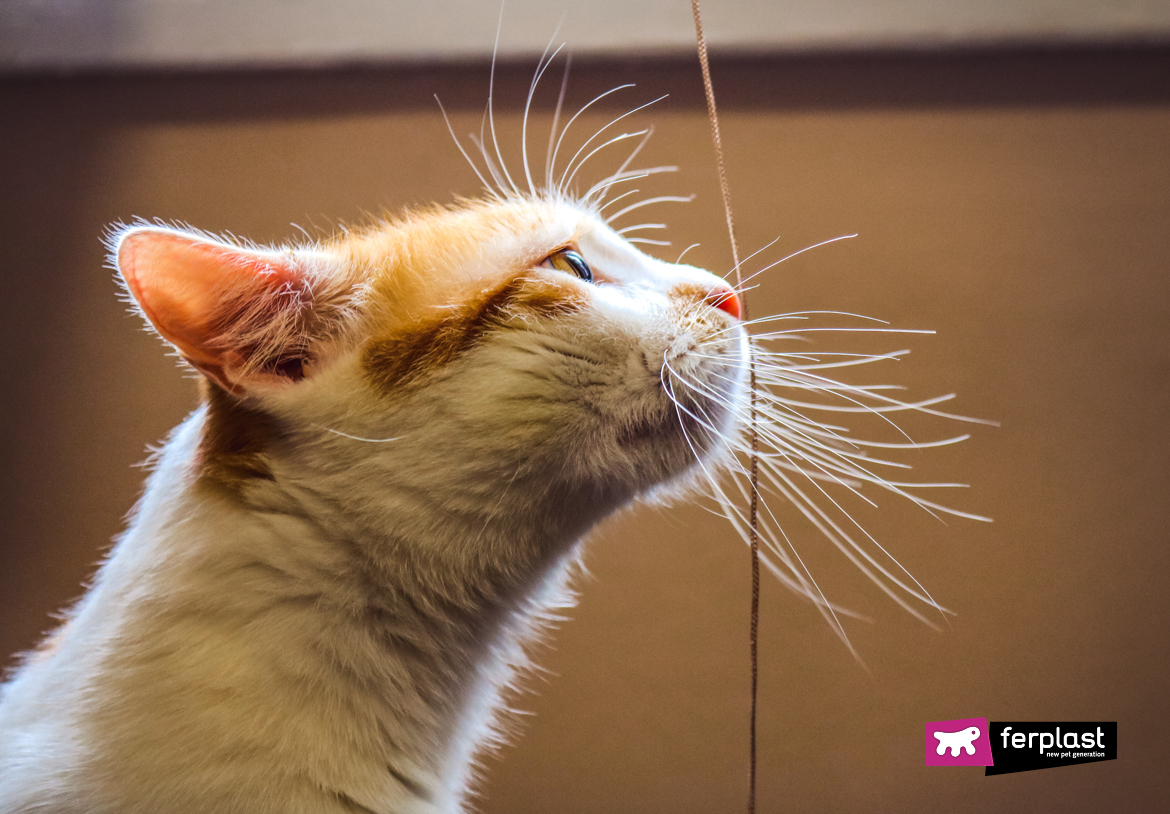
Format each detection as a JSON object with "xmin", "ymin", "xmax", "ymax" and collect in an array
[{"xmin": 986, "ymin": 722, "xmax": 1117, "ymax": 776}]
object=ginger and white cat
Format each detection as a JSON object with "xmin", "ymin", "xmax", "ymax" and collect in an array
[
  {"xmin": 0, "ymin": 38, "xmax": 989, "ymax": 806},
  {"xmin": 0, "ymin": 194, "xmax": 748, "ymax": 813}
]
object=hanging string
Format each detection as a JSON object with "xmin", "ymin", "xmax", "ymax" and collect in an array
[{"xmin": 689, "ymin": 3, "xmax": 761, "ymax": 813}]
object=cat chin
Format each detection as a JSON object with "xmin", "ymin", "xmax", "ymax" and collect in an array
[
  {"xmin": 634, "ymin": 445, "xmax": 739, "ymax": 510},
  {"xmin": 614, "ymin": 383, "xmax": 747, "ymax": 505}
]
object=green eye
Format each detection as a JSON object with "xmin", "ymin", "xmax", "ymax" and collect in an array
[{"xmin": 541, "ymin": 248, "xmax": 593, "ymax": 283}]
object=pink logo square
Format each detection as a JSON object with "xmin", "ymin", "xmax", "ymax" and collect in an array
[{"xmin": 925, "ymin": 717, "xmax": 994, "ymax": 766}]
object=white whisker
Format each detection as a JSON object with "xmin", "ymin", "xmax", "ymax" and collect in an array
[
  {"xmin": 314, "ymin": 425, "xmax": 403, "ymax": 444},
  {"xmin": 723, "ymin": 233, "xmax": 784, "ymax": 281},
  {"xmin": 734, "ymin": 234, "xmax": 858, "ymax": 289},
  {"xmin": 616, "ymin": 223, "xmax": 666, "ymax": 235},
  {"xmin": 548, "ymin": 83, "xmax": 635, "ymax": 194},
  {"xmin": 522, "ymin": 34, "xmax": 566, "ymax": 197},
  {"xmin": 468, "ymin": 133, "xmax": 511, "ymax": 201},
  {"xmin": 596, "ymin": 188, "xmax": 641, "ymax": 215},
  {"xmin": 435, "ymin": 96, "xmax": 499, "ymax": 199},
  {"xmin": 560, "ymin": 129, "xmax": 650, "ymax": 195},
  {"xmin": 544, "ymin": 52, "xmax": 572, "ymax": 190},
  {"xmin": 486, "ymin": 5, "xmax": 520, "ymax": 197},
  {"xmin": 582, "ymin": 165, "xmax": 679, "ymax": 202},
  {"xmin": 559, "ymin": 94, "xmax": 668, "ymax": 192},
  {"xmin": 607, "ymin": 194, "xmax": 695, "ymax": 224},
  {"xmin": 590, "ymin": 125, "xmax": 656, "ymax": 205}
]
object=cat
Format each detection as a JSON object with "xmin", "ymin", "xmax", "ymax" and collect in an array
[
  {"xmin": 0, "ymin": 54, "xmax": 984, "ymax": 814},
  {"xmin": 0, "ymin": 184, "xmax": 749, "ymax": 811}
]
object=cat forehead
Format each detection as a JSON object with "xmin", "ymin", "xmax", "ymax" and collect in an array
[
  {"xmin": 350, "ymin": 198, "xmax": 586, "ymax": 276},
  {"xmin": 340, "ymin": 195, "xmax": 705, "ymax": 326},
  {"xmin": 344, "ymin": 196, "xmax": 708, "ymax": 299}
]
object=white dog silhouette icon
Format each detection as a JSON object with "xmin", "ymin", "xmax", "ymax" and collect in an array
[{"xmin": 934, "ymin": 726, "xmax": 981, "ymax": 757}]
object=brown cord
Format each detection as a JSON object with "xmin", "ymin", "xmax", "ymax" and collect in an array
[{"xmin": 690, "ymin": 3, "xmax": 761, "ymax": 813}]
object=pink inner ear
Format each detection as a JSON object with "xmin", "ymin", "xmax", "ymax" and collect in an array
[{"xmin": 118, "ymin": 228, "xmax": 300, "ymax": 372}]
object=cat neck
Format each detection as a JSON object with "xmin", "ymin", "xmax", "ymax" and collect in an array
[{"xmin": 51, "ymin": 397, "xmax": 604, "ymax": 813}]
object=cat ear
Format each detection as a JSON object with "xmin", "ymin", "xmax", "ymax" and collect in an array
[{"xmin": 115, "ymin": 226, "xmax": 337, "ymax": 396}]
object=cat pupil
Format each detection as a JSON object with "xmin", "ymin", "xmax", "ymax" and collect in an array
[{"xmin": 542, "ymin": 248, "xmax": 593, "ymax": 283}]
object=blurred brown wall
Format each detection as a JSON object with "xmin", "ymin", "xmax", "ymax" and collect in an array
[{"xmin": 2, "ymin": 49, "xmax": 1168, "ymax": 812}]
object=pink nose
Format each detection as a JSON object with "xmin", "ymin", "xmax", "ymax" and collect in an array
[{"xmin": 706, "ymin": 285, "xmax": 741, "ymax": 320}]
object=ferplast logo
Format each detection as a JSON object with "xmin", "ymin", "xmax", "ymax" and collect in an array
[
  {"xmin": 924, "ymin": 718, "xmax": 994, "ymax": 766},
  {"xmin": 924, "ymin": 719, "xmax": 1118, "ymax": 774}
]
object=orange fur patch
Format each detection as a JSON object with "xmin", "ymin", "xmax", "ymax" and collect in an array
[
  {"xmin": 363, "ymin": 271, "xmax": 585, "ymax": 393},
  {"xmin": 669, "ymin": 281, "xmax": 717, "ymax": 307}
]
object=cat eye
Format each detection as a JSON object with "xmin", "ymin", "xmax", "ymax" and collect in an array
[{"xmin": 540, "ymin": 248, "xmax": 593, "ymax": 283}]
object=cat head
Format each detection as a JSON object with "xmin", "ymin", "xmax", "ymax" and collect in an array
[{"xmin": 113, "ymin": 195, "xmax": 747, "ymax": 539}]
